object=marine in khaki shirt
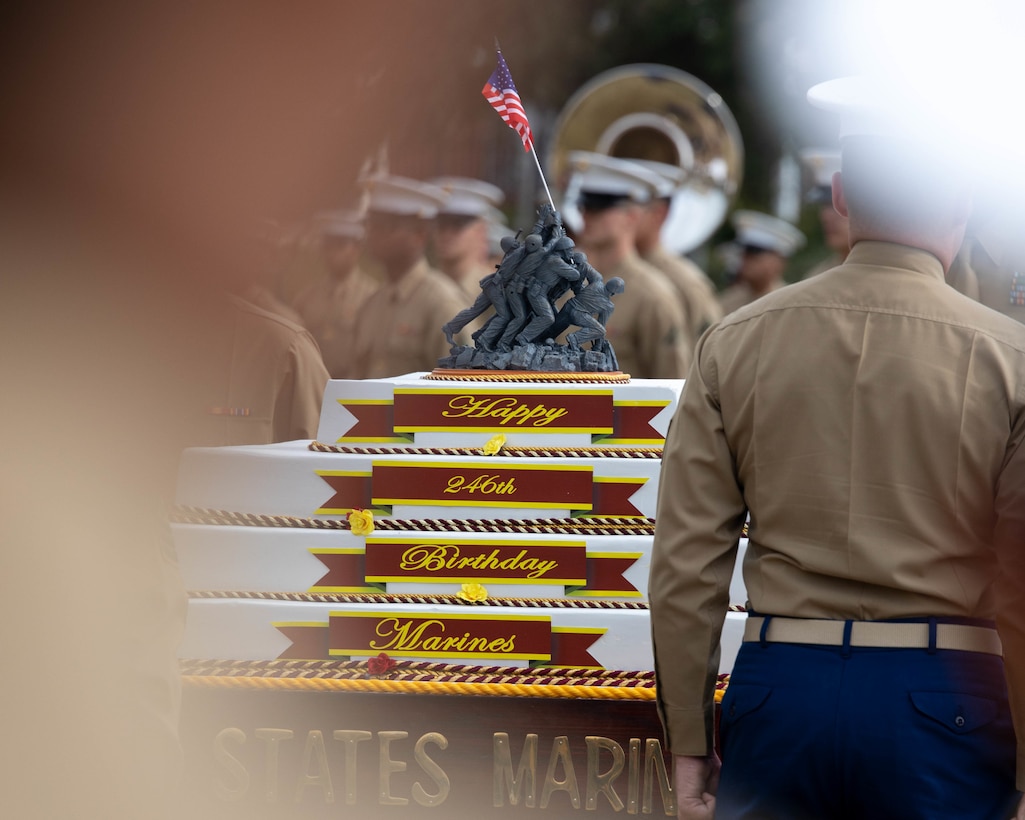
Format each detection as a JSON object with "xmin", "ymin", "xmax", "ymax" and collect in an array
[
  {"xmin": 567, "ymin": 151, "xmax": 691, "ymax": 378},
  {"xmin": 651, "ymin": 91, "xmax": 1025, "ymax": 814},
  {"xmin": 641, "ymin": 243, "xmax": 722, "ymax": 342},
  {"xmin": 192, "ymin": 294, "xmax": 330, "ymax": 445},
  {"xmin": 590, "ymin": 250, "xmax": 690, "ymax": 379},
  {"xmin": 717, "ymin": 209, "xmax": 806, "ymax": 316},
  {"xmin": 351, "ymin": 175, "xmax": 469, "ymax": 378},
  {"xmin": 292, "ymin": 209, "xmax": 379, "ymax": 379},
  {"xmin": 631, "ymin": 158, "xmax": 723, "ymax": 343},
  {"xmin": 430, "ymin": 176, "xmax": 506, "ymax": 303},
  {"xmin": 352, "ymin": 257, "xmax": 468, "ymax": 378}
]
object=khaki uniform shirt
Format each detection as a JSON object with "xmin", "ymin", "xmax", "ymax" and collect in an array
[
  {"xmin": 649, "ymin": 242, "xmax": 1025, "ymax": 786},
  {"xmin": 597, "ymin": 251, "xmax": 691, "ymax": 379},
  {"xmin": 292, "ymin": 266, "xmax": 379, "ymax": 379},
  {"xmin": 351, "ymin": 257, "xmax": 468, "ymax": 378},
  {"xmin": 191, "ymin": 295, "xmax": 329, "ymax": 445},
  {"xmin": 643, "ymin": 245, "xmax": 722, "ymax": 342}
]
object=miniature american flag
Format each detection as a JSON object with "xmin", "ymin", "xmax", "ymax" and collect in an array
[{"xmin": 482, "ymin": 50, "xmax": 533, "ymax": 151}]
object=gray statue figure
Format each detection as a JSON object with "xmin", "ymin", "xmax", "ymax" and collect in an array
[
  {"xmin": 515, "ymin": 236, "xmax": 580, "ymax": 345},
  {"xmin": 435, "ymin": 205, "xmax": 624, "ymax": 373},
  {"xmin": 557, "ymin": 275, "xmax": 624, "ymax": 371},
  {"xmin": 547, "ymin": 255, "xmax": 623, "ymax": 340},
  {"xmin": 442, "ymin": 264, "xmax": 513, "ymax": 347},
  {"xmin": 473, "ymin": 233, "xmax": 541, "ymax": 350},
  {"xmin": 496, "ymin": 233, "xmax": 550, "ymax": 350},
  {"xmin": 532, "ymin": 202, "xmax": 565, "ymax": 245}
]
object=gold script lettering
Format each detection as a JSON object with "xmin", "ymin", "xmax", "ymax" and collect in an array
[
  {"xmin": 399, "ymin": 544, "xmax": 559, "ymax": 579},
  {"xmin": 444, "ymin": 474, "xmax": 516, "ymax": 496},
  {"xmin": 442, "ymin": 395, "xmax": 571, "ymax": 427},
  {"xmin": 371, "ymin": 617, "xmax": 516, "ymax": 655}
]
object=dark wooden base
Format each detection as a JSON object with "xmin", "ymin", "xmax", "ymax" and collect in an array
[{"xmin": 179, "ymin": 686, "xmax": 678, "ymax": 819}]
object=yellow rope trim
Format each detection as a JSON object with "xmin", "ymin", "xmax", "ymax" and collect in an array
[
  {"xmin": 182, "ymin": 674, "xmax": 656, "ymax": 700},
  {"xmin": 170, "ymin": 506, "xmax": 658, "ymax": 535},
  {"xmin": 425, "ymin": 369, "xmax": 631, "ymax": 384},
  {"xmin": 308, "ymin": 441, "xmax": 662, "ymax": 458}
]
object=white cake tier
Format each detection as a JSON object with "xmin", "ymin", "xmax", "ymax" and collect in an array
[
  {"xmin": 179, "ymin": 596, "xmax": 747, "ymax": 675},
  {"xmin": 174, "ymin": 441, "xmax": 665, "ymax": 520},
  {"xmin": 317, "ymin": 373, "xmax": 684, "ymax": 448},
  {"xmin": 173, "ymin": 523, "xmax": 751, "ymax": 604}
]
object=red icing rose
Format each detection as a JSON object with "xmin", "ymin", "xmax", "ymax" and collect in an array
[{"xmin": 367, "ymin": 652, "xmax": 396, "ymax": 676}]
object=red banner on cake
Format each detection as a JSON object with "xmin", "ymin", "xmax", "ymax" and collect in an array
[
  {"xmin": 336, "ymin": 401, "xmax": 408, "ymax": 442},
  {"xmin": 608, "ymin": 402, "xmax": 671, "ymax": 443},
  {"xmin": 591, "ymin": 478, "xmax": 648, "ymax": 518},
  {"xmin": 336, "ymin": 392, "xmax": 671, "ymax": 443},
  {"xmin": 314, "ymin": 540, "xmax": 639, "ymax": 594},
  {"xmin": 315, "ymin": 471, "xmax": 375, "ymax": 514},
  {"xmin": 309, "ymin": 550, "xmax": 382, "ymax": 593},
  {"xmin": 582, "ymin": 554, "xmax": 641, "ymax": 594},
  {"xmin": 275, "ymin": 615, "xmax": 605, "ymax": 666},
  {"xmin": 393, "ymin": 389, "xmax": 613, "ymax": 433},
  {"xmin": 317, "ymin": 464, "xmax": 646, "ymax": 515}
]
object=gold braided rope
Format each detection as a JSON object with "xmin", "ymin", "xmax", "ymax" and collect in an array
[
  {"xmin": 424, "ymin": 369, "xmax": 631, "ymax": 384},
  {"xmin": 181, "ymin": 675, "xmax": 656, "ymax": 699},
  {"xmin": 187, "ymin": 590, "xmax": 653, "ymax": 608},
  {"xmin": 169, "ymin": 507, "xmax": 749, "ymax": 539},
  {"xmin": 170, "ymin": 506, "xmax": 658, "ymax": 535},
  {"xmin": 180, "ymin": 658, "xmax": 658, "ymax": 699},
  {"xmin": 309, "ymin": 441, "xmax": 662, "ymax": 458},
  {"xmin": 179, "ymin": 660, "xmax": 731, "ymax": 701}
]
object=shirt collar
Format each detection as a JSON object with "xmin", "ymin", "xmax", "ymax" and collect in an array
[{"xmin": 845, "ymin": 241, "xmax": 946, "ymax": 282}]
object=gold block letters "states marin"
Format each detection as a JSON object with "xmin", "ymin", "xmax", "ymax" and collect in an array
[{"xmin": 210, "ymin": 727, "xmax": 675, "ymax": 814}]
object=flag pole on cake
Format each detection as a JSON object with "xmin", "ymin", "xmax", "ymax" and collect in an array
[{"xmin": 482, "ymin": 40, "xmax": 557, "ymax": 212}]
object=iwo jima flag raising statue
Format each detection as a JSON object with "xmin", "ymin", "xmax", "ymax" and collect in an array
[{"xmin": 437, "ymin": 47, "xmax": 624, "ymax": 375}]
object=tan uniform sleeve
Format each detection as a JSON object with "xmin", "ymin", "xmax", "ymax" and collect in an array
[
  {"xmin": 993, "ymin": 386, "xmax": 1025, "ymax": 790},
  {"xmin": 648, "ymin": 328, "xmax": 747, "ymax": 754},
  {"xmin": 274, "ymin": 329, "xmax": 329, "ymax": 442}
]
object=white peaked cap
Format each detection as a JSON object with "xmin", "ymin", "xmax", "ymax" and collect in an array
[
  {"xmin": 362, "ymin": 174, "xmax": 447, "ymax": 218},
  {"xmin": 807, "ymin": 75, "xmax": 961, "ymax": 149},
  {"xmin": 799, "ymin": 148, "xmax": 841, "ymax": 188},
  {"xmin": 430, "ymin": 177, "xmax": 506, "ymax": 217},
  {"xmin": 568, "ymin": 151, "xmax": 666, "ymax": 203},
  {"xmin": 628, "ymin": 159, "xmax": 688, "ymax": 198},
  {"xmin": 315, "ymin": 208, "xmax": 364, "ymax": 240},
  {"xmin": 731, "ymin": 209, "xmax": 806, "ymax": 257},
  {"xmin": 807, "ymin": 75, "xmax": 975, "ymax": 176}
]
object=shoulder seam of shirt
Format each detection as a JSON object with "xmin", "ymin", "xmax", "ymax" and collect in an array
[{"xmin": 713, "ymin": 301, "xmax": 1025, "ymax": 355}]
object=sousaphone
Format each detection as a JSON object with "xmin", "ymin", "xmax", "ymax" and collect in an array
[{"xmin": 548, "ymin": 64, "xmax": 744, "ymax": 254}]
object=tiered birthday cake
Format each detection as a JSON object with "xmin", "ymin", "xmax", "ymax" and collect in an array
[{"xmin": 173, "ymin": 373, "xmax": 748, "ymax": 819}]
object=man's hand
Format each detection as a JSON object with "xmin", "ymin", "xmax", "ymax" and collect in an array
[
  {"xmin": 1014, "ymin": 792, "xmax": 1025, "ymax": 819},
  {"xmin": 674, "ymin": 753, "xmax": 721, "ymax": 820}
]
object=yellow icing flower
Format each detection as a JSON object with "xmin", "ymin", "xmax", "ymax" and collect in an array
[
  {"xmin": 714, "ymin": 687, "xmax": 726, "ymax": 704},
  {"xmin": 348, "ymin": 508, "xmax": 375, "ymax": 536},
  {"xmin": 482, "ymin": 434, "xmax": 506, "ymax": 456},
  {"xmin": 456, "ymin": 583, "xmax": 488, "ymax": 602}
]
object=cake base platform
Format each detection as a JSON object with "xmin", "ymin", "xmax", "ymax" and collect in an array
[{"xmin": 178, "ymin": 668, "xmax": 691, "ymax": 819}]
